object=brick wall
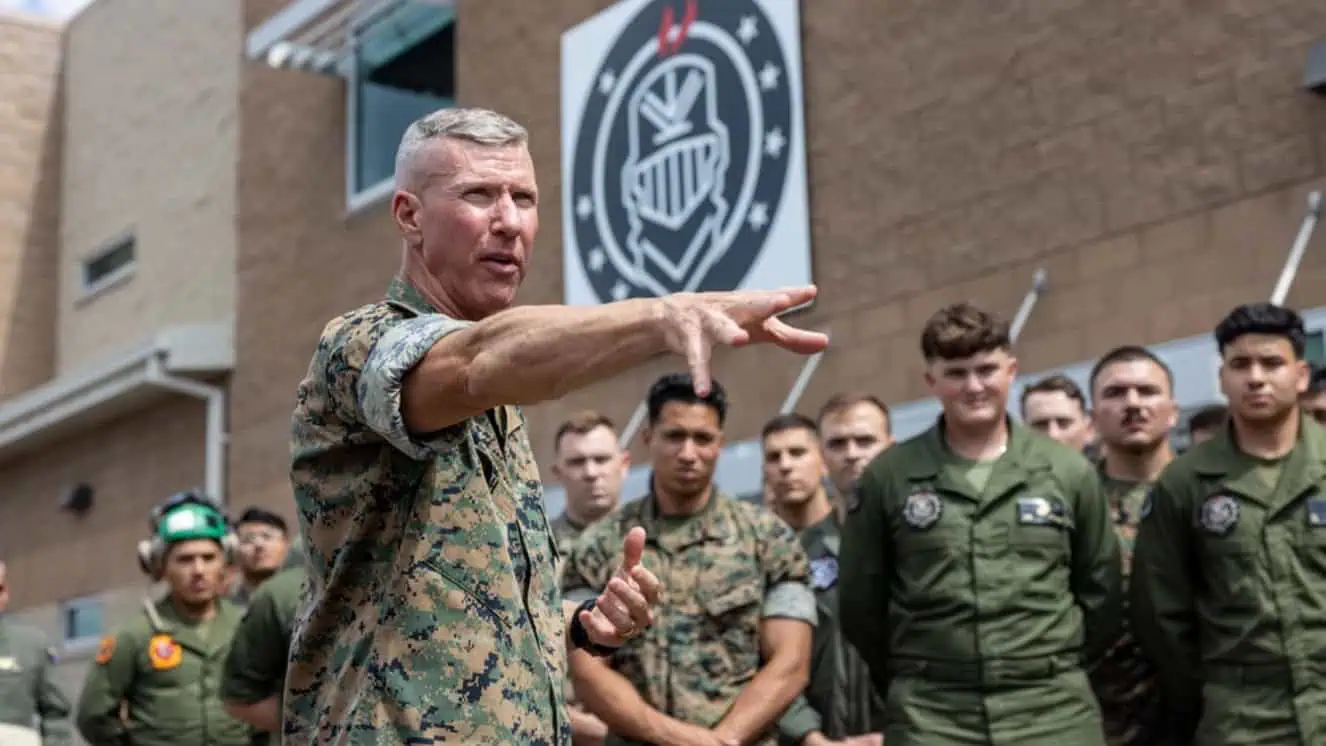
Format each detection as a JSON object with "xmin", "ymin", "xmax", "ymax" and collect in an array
[
  {"xmin": 0, "ymin": 13, "xmax": 60, "ymax": 398},
  {"xmin": 230, "ymin": 0, "xmax": 1326, "ymax": 511}
]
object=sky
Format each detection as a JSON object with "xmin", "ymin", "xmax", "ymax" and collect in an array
[{"xmin": 0, "ymin": 0, "xmax": 95, "ymax": 22}]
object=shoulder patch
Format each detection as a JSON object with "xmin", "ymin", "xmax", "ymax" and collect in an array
[{"xmin": 94, "ymin": 635, "xmax": 115, "ymax": 665}]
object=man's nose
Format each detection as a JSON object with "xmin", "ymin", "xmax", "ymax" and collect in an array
[{"xmin": 492, "ymin": 194, "xmax": 521, "ymax": 235}]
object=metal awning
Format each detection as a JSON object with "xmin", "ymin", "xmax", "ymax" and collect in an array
[{"xmin": 245, "ymin": 0, "xmax": 455, "ymax": 76}]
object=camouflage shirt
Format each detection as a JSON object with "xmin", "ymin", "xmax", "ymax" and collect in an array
[
  {"xmin": 562, "ymin": 488, "xmax": 816, "ymax": 746},
  {"xmin": 285, "ymin": 278, "xmax": 569, "ymax": 746},
  {"xmin": 1092, "ymin": 468, "xmax": 1164, "ymax": 746}
]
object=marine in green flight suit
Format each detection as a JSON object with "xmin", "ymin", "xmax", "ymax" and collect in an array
[
  {"xmin": 838, "ymin": 303, "xmax": 1121, "ymax": 746},
  {"xmin": 221, "ymin": 565, "xmax": 306, "ymax": 746},
  {"xmin": 76, "ymin": 495, "xmax": 251, "ymax": 746},
  {"xmin": 0, "ymin": 561, "xmax": 73, "ymax": 746},
  {"xmin": 1131, "ymin": 302, "xmax": 1326, "ymax": 746},
  {"xmin": 760, "ymin": 412, "xmax": 885, "ymax": 746}
]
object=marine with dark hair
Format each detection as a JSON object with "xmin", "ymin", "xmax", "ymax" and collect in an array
[
  {"xmin": 231, "ymin": 506, "xmax": 291, "ymax": 605},
  {"xmin": 760, "ymin": 414, "xmax": 886, "ymax": 746},
  {"xmin": 563, "ymin": 373, "xmax": 815, "ymax": 746},
  {"xmin": 839, "ymin": 303, "xmax": 1121, "ymax": 746},
  {"xmin": 1132, "ymin": 301, "xmax": 1324, "ymax": 746},
  {"xmin": 1021, "ymin": 373, "xmax": 1095, "ymax": 453},
  {"xmin": 1083, "ymin": 345, "xmax": 1179, "ymax": 746}
]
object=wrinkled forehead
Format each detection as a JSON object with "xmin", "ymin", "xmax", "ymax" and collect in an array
[
  {"xmin": 1094, "ymin": 359, "xmax": 1172, "ymax": 397},
  {"xmin": 424, "ymin": 138, "xmax": 536, "ymax": 187}
]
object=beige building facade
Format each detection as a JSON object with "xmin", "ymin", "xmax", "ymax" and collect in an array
[{"xmin": 0, "ymin": 1, "xmax": 241, "ymax": 713}]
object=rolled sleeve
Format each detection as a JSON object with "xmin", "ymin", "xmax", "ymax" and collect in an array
[
  {"xmin": 763, "ymin": 580, "xmax": 817, "ymax": 625},
  {"xmin": 357, "ymin": 314, "xmax": 472, "ymax": 459}
]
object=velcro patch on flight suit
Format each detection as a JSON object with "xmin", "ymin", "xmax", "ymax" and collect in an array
[
  {"xmin": 1307, "ymin": 496, "xmax": 1326, "ymax": 527},
  {"xmin": 1016, "ymin": 496, "xmax": 1066, "ymax": 526},
  {"xmin": 1199, "ymin": 494, "xmax": 1240, "ymax": 536},
  {"xmin": 147, "ymin": 634, "xmax": 182, "ymax": 671},
  {"xmin": 94, "ymin": 636, "xmax": 115, "ymax": 665}
]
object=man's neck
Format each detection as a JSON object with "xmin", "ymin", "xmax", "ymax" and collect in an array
[
  {"xmin": 1234, "ymin": 410, "xmax": 1301, "ymax": 460},
  {"xmin": 243, "ymin": 571, "xmax": 274, "ymax": 593},
  {"xmin": 170, "ymin": 596, "xmax": 218, "ymax": 624},
  {"xmin": 780, "ymin": 490, "xmax": 834, "ymax": 531},
  {"xmin": 945, "ymin": 418, "xmax": 1009, "ymax": 461},
  {"xmin": 400, "ymin": 258, "xmax": 464, "ymax": 319},
  {"xmin": 1103, "ymin": 444, "xmax": 1174, "ymax": 484},
  {"xmin": 564, "ymin": 502, "xmax": 615, "ymax": 529},
  {"xmin": 654, "ymin": 482, "xmax": 713, "ymax": 517}
]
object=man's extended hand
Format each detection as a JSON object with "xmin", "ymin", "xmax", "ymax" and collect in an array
[
  {"xmin": 579, "ymin": 527, "xmax": 663, "ymax": 648},
  {"xmin": 657, "ymin": 286, "xmax": 828, "ymax": 396}
]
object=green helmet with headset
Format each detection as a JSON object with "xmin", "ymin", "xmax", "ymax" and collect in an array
[{"xmin": 136, "ymin": 490, "xmax": 237, "ymax": 578}]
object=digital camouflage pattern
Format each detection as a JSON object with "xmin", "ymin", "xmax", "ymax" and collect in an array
[
  {"xmin": 286, "ymin": 277, "xmax": 569, "ymax": 746},
  {"xmin": 1090, "ymin": 471, "xmax": 1165, "ymax": 746},
  {"xmin": 0, "ymin": 618, "xmax": 72, "ymax": 746},
  {"xmin": 1132, "ymin": 420, "xmax": 1326, "ymax": 746},
  {"xmin": 562, "ymin": 489, "xmax": 814, "ymax": 746},
  {"xmin": 839, "ymin": 419, "xmax": 1122, "ymax": 746},
  {"xmin": 75, "ymin": 597, "xmax": 250, "ymax": 746}
]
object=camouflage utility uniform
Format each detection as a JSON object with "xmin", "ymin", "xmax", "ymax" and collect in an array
[
  {"xmin": 285, "ymin": 277, "xmax": 569, "ymax": 745},
  {"xmin": 562, "ymin": 488, "xmax": 815, "ymax": 746},
  {"xmin": 1090, "ymin": 468, "xmax": 1167, "ymax": 746}
]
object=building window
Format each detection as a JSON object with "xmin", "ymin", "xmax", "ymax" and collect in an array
[
  {"xmin": 348, "ymin": 1, "xmax": 456, "ymax": 209},
  {"xmin": 60, "ymin": 595, "xmax": 104, "ymax": 644},
  {"xmin": 81, "ymin": 235, "xmax": 136, "ymax": 296}
]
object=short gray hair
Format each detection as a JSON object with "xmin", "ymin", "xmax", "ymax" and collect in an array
[{"xmin": 393, "ymin": 107, "xmax": 529, "ymax": 189}]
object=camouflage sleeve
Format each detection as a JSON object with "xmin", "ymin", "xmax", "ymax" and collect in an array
[
  {"xmin": 1130, "ymin": 478, "xmax": 1201, "ymax": 728},
  {"xmin": 1068, "ymin": 458, "xmax": 1123, "ymax": 664},
  {"xmin": 758, "ymin": 513, "xmax": 816, "ymax": 625},
  {"xmin": 838, "ymin": 467, "xmax": 891, "ymax": 694},
  {"xmin": 561, "ymin": 524, "xmax": 616, "ymax": 606},
  {"xmin": 221, "ymin": 585, "xmax": 289, "ymax": 706},
  {"xmin": 356, "ymin": 314, "xmax": 474, "ymax": 459}
]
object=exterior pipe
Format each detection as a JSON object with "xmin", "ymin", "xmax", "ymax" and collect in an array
[{"xmin": 145, "ymin": 356, "xmax": 228, "ymax": 507}]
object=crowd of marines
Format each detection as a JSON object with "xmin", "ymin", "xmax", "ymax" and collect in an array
[{"xmin": 2, "ymin": 295, "xmax": 1324, "ymax": 746}]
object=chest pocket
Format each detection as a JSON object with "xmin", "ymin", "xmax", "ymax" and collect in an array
[
  {"xmin": 1009, "ymin": 492, "xmax": 1074, "ymax": 557},
  {"xmin": 696, "ymin": 581, "xmax": 762, "ymax": 679}
]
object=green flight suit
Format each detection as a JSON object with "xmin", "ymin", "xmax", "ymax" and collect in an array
[
  {"xmin": 0, "ymin": 617, "xmax": 73, "ymax": 745},
  {"xmin": 778, "ymin": 512, "xmax": 886, "ymax": 745},
  {"xmin": 75, "ymin": 596, "xmax": 250, "ymax": 746},
  {"xmin": 1131, "ymin": 418, "xmax": 1326, "ymax": 746},
  {"xmin": 221, "ymin": 566, "xmax": 305, "ymax": 746},
  {"xmin": 839, "ymin": 418, "xmax": 1122, "ymax": 746}
]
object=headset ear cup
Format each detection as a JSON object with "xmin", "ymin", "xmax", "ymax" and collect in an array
[{"xmin": 136, "ymin": 539, "xmax": 154, "ymax": 576}]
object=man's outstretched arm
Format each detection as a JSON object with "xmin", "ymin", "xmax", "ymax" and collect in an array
[{"xmin": 390, "ymin": 287, "xmax": 824, "ymax": 435}]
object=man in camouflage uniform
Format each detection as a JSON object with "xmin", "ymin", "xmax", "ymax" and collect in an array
[
  {"xmin": 285, "ymin": 107, "xmax": 825, "ymax": 746},
  {"xmin": 762, "ymin": 413, "xmax": 885, "ymax": 746},
  {"xmin": 548, "ymin": 411, "xmax": 629, "ymax": 746},
  {"xmin": 563, "ymin": 374, "xmax": 816, "ymax": 746},
  {"xmin": 1133, "ymin": 303, "xmax": 1326, "ymax": 745},
  {"xmin": 0, "ymin": 560, "xmax": 73, "ymax": 746},
  {"xmin": 1084, "ymin": 346, "xmax": 1180, "ymax": 746},
  {"xmin": 839, "ymin": 304, "xmax": 1121, "ymax": 746}
]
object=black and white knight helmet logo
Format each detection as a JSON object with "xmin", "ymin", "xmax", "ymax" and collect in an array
[{"xmin": 568, "ymin": 0, "xmax": 795, "ymax": 302}]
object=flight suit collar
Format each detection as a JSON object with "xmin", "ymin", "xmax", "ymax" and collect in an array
[
  {"xmin": 1191, "ymin": 416, "xmax": 1326, "ymax": 507},
  {"xmin": 801, "ymin": 510, "xmax": 842, "ymax": 557},
  {"xmin": 384, "ymin": 276, "xmax": 439, "ymax": 317},
  {"xmin": 154, "ymin": 596, "xmax": 238, "ymax": 656},
  {"xmin": 634, "ymin": 478, "xmax": 733, "ymax": 552},
  {"xmin": 906, "ymin": 416, "xmax": 1049, "ymax": 502}
]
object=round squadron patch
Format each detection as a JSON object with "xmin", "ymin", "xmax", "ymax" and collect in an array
[
  {"xmin": 1200, "ymin": 494, "xmax": 1240, "ymax": 536},
  {"xmin": 147, "ymin": 634, "xmax": 182, "ymax": 671},
  {"xmin": 809, "ymin": 556, "xmax": 839, "ymax": 590},
  {"xmin": 902, "ymin": 490, "xmax": 942, "ymax": 530},
  {"xmin": 93, "ymin": 635, "xmax": 115, "ymax": 665}
]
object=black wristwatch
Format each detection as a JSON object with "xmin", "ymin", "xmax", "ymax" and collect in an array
[{"xmin": 569, "ymin": 598, "xmax": 620, "ymax": 657}]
